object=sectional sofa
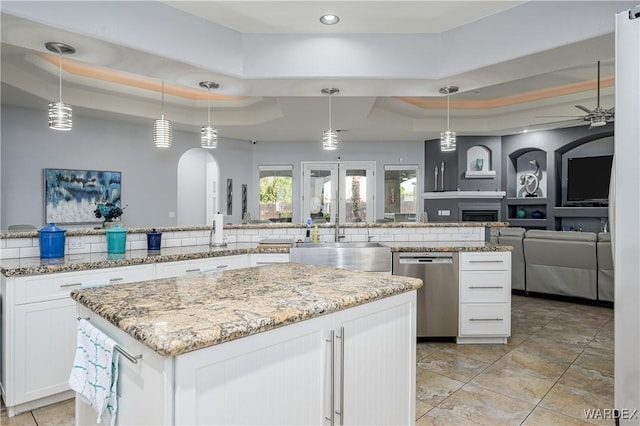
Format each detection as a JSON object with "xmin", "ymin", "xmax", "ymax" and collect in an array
[{"xmin": 492, "ymin": 228, "xmax": 613, "ymax": 303}]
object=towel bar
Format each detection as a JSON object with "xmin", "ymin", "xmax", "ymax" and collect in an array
[{"xmin": 77, "ymin": 317, "xmax": 142, "ymax": 364}]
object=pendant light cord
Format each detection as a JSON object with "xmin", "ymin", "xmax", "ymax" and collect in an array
[
  {"xmin": 207, "ymin": 86, "xmax": 211, "ymax": 125},
  {"xmin": 161, "ymin": 80, "xmax": 165, "ymax": 119},
  {"xmin": 58, "ymin": 51, "xmax": 63, "ymax": 102},
  {"xmin": 446, "ymin": 91, "xmax": 450, "ymax": 131},
  {"xmin": 328, "ymin": 92, "xmax": 333, "ymax": 131}
]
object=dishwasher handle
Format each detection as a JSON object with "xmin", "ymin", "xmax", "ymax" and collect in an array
[{"xmin": 397, "ymin": 253, "xmax": 454, "ymax": 264}]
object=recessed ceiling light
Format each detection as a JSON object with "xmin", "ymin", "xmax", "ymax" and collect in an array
[{"xmin": 320, "ymin": 14, "xmax": 340, "ymax": 25}]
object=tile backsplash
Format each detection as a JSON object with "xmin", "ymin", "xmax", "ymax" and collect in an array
[{"xmin": 0, "ymin": 226, "xmax": 485, "ymax": 260}]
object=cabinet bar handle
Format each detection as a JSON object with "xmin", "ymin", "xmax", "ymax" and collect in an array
[
  {"xmin": 325, "ymin": 331, "xmax": 335, "ymax": 425},
  {"xmin": 109, "ymin": 277, "xmax": 124, "ymax": 282},
  {"xmin": 336, "ymin": 327, "xmax": 345, "ymax": 425},
  {"xmin": 468, "ymin": 260, "xmax": 504, "ymax": 263},
  {"xmin": 60, "ymin": 282, "xmax": 82, "ymax": 288},
  {"xmin": 469, "ymin": 318, "xmax": 504, "ymax": 321},
  {"xmin": 255, "ymin": 261, "xmax": 281, "ymax": 265},
  {"xmin": 216, "ymin": 265, "xmax": 228, "ymax": 269},
  {"xmin": 185, "ymin": 268, "xmax": 200, "ymax": 273},
  {"xmin": 77, "ymin": 317, "xmax": 142, "ymax": 364},
  {"xmin": 469, "ymin": 286, "xmax": 503, "ymax": 289}
]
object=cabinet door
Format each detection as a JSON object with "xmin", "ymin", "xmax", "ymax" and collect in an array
[
  {"xmin": 174, "ymin": 313, "xmax": 329, "ymax": 425},
  {"xmin": 336, "ymin": 291, "xmax": 416, "ymax": 425},
  {"xmin": 13, "ymin": 298, "xmax": 77, "ymax": 404}
]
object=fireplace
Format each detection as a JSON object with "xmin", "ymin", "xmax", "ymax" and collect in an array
[{"xmin": 462, "ymin": 210, "xmax": 499, "ymax": 222}]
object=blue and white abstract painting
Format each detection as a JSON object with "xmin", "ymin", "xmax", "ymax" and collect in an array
[{"xmin": 44, "ymin": 169, "xmax": 121, "ymax": 224}]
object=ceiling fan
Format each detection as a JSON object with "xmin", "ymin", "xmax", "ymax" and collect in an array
[{"xmin": 538, "ymin": 61, "xmax": 614, "ymax": 129}]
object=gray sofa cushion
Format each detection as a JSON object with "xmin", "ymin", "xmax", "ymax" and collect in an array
[
  {"xmin": 523, "ymin": 230, "xmax": 597, "ymax": 300},
  {"xmin": 597, "ymin": 232, "xmax": 613, "ymax": 302}
]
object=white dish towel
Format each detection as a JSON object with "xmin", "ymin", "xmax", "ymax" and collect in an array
[{"xmin": 69, "ymin": 319, "xmax": 120, "ymax": 426}]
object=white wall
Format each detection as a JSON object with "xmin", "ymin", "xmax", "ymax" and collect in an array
[{"xmin": 0, "ymin": 105, "xmax": 252, "ymax": 229}]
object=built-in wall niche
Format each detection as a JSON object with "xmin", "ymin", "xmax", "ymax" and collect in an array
[{"xmin": 464, "ymin": 145, "xmax": 496, "ymax": 178}]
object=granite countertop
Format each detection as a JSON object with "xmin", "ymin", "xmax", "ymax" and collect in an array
[
  {"xmin": 0, "ymin": 221, "xmax": 509, "ymax": 239},
  {"xmin": 0, "ymin": 244, "xmax": 287, "ymax": 277},
  {"xmin": 71, "ymin": 263, "xmax": 423, "ymax": 357},
  {"xmin": 1, "ymin": 242, "xmax": 511, "ymax": 277},
  {"xmin": 385, "ymin": 242, "xmax": 513, "ymax": 252}
]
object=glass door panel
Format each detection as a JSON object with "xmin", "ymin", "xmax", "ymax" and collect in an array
[
  {"xmin": 302, "ymin": 163, "xmax": 338, "ymax": 223},
  {"xmin": 340, "ymin": 162, "xmax": 375, "ymax": 223}
]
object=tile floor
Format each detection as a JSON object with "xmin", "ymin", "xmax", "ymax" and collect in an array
[{"xmin": 0, "ymin": 295, "xmax": 614, "ymax": 425}]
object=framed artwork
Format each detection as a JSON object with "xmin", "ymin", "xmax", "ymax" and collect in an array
[{"xmin": 44, "ymin": 168, "xmax": 121, "ymax": 224}]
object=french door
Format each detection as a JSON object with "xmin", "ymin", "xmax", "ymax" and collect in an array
[{"xmin": 302, "ymin": 161, "xmax": 375, "ymax": 223}]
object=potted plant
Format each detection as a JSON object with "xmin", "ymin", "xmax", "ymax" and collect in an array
[{"xmin": 94, "ymin": 201, "xmax": 126, "ymax": 227}]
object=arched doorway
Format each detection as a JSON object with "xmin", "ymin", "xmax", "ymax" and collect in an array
[{"xmin": 177, "ymin": 148, "xmax": 219, "ymax": 226}]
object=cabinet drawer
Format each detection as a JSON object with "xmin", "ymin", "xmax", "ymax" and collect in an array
[
  {"xmin": 155, "ymin": 255, "xmax": 249, "ymax": 278},
  {"xmin": 460, "ymin": 271, "xmax": 510, "ymax": 303},
  {"xmin": 460, "ymin": 252, "xmax": 510, "ymax": 271},
  {"xmin": 459, "ymin": 304, "xmax": 510, "ymax": 336},
  {"xmin": 14, "ymin": 264, "xmax": 155, "ymax": 305}
]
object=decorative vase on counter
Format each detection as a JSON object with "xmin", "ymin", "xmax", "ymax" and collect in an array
[
  {"xmin": 516, "ymin": 207, "xmax": 527, "ymax": 219},
  {"xmin": 38, "ymin": 223, "xmax": 66, "ymax": 258},
  {"xmin": 147, "ymin": 228, "xmax": 162, "ymax": 251},
  {"xmin": 106, "ymin": 224, "xmax": 127, "ymax": 254}
]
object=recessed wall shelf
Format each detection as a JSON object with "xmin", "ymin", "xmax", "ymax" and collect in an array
[
  {"xmin": 506, "ymin": 197, "xmax": 547, "ymax": 205},
  {"xmin": 422, "ymin": 191, "xmax": 506, "ymax": 199},
  {"xmin": 464, "ymin": 170, "xmax": 496, "ymax": 179}
]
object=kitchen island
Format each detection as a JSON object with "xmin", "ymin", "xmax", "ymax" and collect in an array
[{"xmin": 71, "ymin": 262, "xmax": 422, "ymax": 425}]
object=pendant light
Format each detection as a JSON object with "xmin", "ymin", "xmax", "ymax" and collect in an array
[
  {"xmin": 199, "ymin": 81, "xmax": 219, "ymax": 149},
  {"xmin": 153, "ymin": 80, "xmax": 173, "ymax": 148},
  {"xmin": 46, "ymin": 42, "xmax": 75, "ymax": 131},
  {"xmin": 439, "ymin": 85, "xmax": 458, "ymax": 152},
  {"xmin": 321, "ymin": 88, "xmax": 339, "ymax": 150}
]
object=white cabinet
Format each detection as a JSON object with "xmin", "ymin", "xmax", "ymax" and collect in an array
[
  {"xmin": 249, "ymin": 252, "xmax": 290, "ymax": 266},
  {"xmin": 458, "ymin": 251, "xmax": 511, "ymax": 344},
  {"xmin": 1, "ymin": 264, "xmax": 155, "ymax": 417},
  {"xmin": 86, "ymin": 290, "xmax": 416, "ymax": 425},
  {"xmin": 154, "ymin": 255, "xmax": 249, "ymax": 278}
]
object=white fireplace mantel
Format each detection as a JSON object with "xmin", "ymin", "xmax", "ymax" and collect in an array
[{"xmin": 421, "ymin": 191, "xmax": 506, "ymax": 200}]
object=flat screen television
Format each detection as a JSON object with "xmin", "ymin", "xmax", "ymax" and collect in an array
[{"xmin": 566, "ymin": 155, "xmax": 613, "ymax": 205}]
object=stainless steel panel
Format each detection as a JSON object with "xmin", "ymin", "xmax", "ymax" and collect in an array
[
  {"xmin": 392, "ymin": 252, "xmax": 459, "ymax": 337},
  {"xmin": 289, "ymin": 243, "xmax": 391, "ymax": 272}
]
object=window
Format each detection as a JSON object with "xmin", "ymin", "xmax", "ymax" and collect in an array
[
  {"xmin": 384, "ymin": 165, "xmax": 418, "ymax": 222},
  {"xmin": 258, "ymin": 165, "xmax": 293, "ymax": 221}
]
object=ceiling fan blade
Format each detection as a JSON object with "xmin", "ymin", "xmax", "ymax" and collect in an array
[
  {"xmin": 536, "ymin": 115, "xmax": 583, "ymax": 118},
  {"xmin": 575, "ymin": 105, "xmax": 593, "ymax": 114}
]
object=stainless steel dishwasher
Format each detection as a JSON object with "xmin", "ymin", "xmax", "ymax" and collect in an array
[{"xmin": 393, "ymin": 252, "xmax": 459, "ymax": 338}]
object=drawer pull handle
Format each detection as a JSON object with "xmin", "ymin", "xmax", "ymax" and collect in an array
[
  {"xmin": 469, "ymin": 286, "xmax": 503, "ymax": 289},
  {"xmin": 468, "ymin": 260, "xmax": 504, "ymax": 263},
  {"xmin": 60, "ymin": 282, "xmax": 82, "ymax": 288},
  {"xmin": 185, "ymin": 268, "xmax": 200, "ymax": 273},
  {"xmin": 109, "ymin": 277, "xmax": 124, "ymax": 282},
  {"xmin": 216, "ymin": 265, "xmax": 228, "ymax": 269},
  {"xmin": 469, "ymin": 318, "xmax": 504, "ymax": 321},
  {"xmin": 256, "ymin": 261, "xmax": 279, "ymax": 265}
]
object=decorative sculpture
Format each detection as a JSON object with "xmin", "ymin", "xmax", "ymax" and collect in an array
[{"xmin": 520, "ymin": 160, "xmax": 541, "ymax": 197}]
